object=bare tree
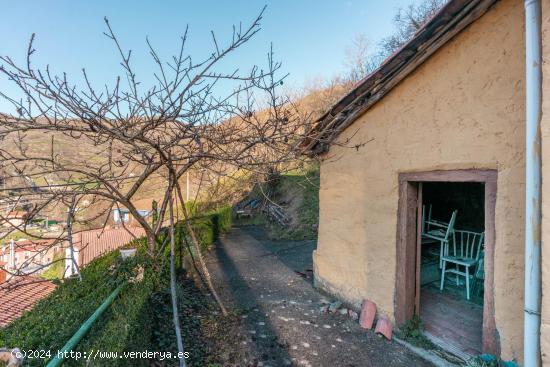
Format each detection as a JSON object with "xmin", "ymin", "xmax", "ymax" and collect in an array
[
  {"xmin": 0, "ymin": 9, "xmax": 270, "ymax": 251},
  {"xmin": 379, "ymin": 0, "xmax": 447, "ymax": 57},
  {"xmin": 344, "ymin": 33, "xmax": 378, "ymax": 83},
  {"xmin": 0, "ymin": 7, "xmax": 344, "ymax": 323}
]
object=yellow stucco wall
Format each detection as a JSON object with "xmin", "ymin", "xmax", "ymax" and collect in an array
[
  {"xmin": 540, "ymin": 0, "xmax": 550, "ymax": 365},
  {"xmin": 314, "ymin": 0, "xmax": 525, "ymax": 361}
]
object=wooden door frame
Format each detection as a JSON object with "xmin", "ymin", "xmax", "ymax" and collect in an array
[{"xmin": 394, "ymin": 169, "xmax": 499, "ymax": 356}]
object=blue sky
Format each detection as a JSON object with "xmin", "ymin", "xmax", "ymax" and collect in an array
[{"xmin": 0, "ymin": 0, "xmax": 414, "ymax": 113}]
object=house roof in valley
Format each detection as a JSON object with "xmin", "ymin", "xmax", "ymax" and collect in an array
[
  {"xmin": 1, "ymin": 239, "xmax": 56, "ymax": 254},
  {"xmin": 6, "ymin": 211, "xmax": 28, "ymax": 219},
  {"xmin": 0, "ymin": 276, "xmax": 56, "ymax": 327},
  {"xmin": 301, "ymin": 0, "xmax": 499, "ymax": 155},
  {"xmin": 74, "ymin": 226, "xmax": 145, "ymax": 266},
  {"xmin": 0, "ymin": 226, "xmax": 144, "ymax": 326}
]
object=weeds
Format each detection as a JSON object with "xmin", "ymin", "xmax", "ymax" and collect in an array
[{"xmin": 394, "ymin": 315, "xmax": 436, "ymax": 350}]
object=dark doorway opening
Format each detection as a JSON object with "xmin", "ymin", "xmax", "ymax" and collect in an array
[
  {"xmin": 420, "ymin": 181, "xmax": 485, "ymax": 358},
  {"xmin": 395, "ymin": 170, "xmax": 499, "ymax": 359}
]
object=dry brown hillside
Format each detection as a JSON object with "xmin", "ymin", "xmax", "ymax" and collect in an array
[{"xmin": 0, "ymin": 79, "xmax": 350, "ymax": 223}]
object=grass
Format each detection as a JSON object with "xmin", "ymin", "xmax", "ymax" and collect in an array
[{"xmin": 262, "ymin": 164, "xmax": 320, "ymax": 240}]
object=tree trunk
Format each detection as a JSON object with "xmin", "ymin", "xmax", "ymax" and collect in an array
[
  {"xmin": 147, "ymin": 232, "xmax": 156, "ymax": 255},
  {"xmin": 174, "ymin": 183, "xmax": 228, "ymax": 316},
  {"xmin": 169, "ymin": 194, "xmax": 187, "ymax": 367}
]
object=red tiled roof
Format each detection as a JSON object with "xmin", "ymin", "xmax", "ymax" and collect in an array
[
  {"xmin": 0, "ymin": 276, "xmax": 56, "ymax": 327},
  {"xmin": 2, "ymin": 239, "xmax": 55, "ymax": 254},
  {"xmin": 75, "ymin": 227, "xmax": 145, "ymax": 266},
  {"xmin": 12, "ymin": 239, "xmax": 54, "ymax": 247},
  {"xmin": 6, "ymin": 211, "xmax": 28, "ymax": 219}
]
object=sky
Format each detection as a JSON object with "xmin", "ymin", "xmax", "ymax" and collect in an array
[{"xmin": 0, "ymin": 0, "xmax": 415, "ymax": 113}]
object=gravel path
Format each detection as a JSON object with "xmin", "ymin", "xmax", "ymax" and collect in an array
[{"xmin": 206, "ymin": 226, "xmax": 434, "ymax": 367}]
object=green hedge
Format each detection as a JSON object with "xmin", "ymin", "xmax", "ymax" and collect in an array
[
  {"xmin": 185, "ymin": 205, "xmax": 232, "ymax": 250},
  {"xmin": 169, "ymin": 205, "xmax": 232, "ymax": 269},
  {"xmin": 68, "ymin": 251, "xmax": 164, "ymax": 367},
  {"xmin": 0, "ymin": 205, "xmax": 232, "ymax": 366},
  {"xmin": 0, "ymin": 252, "xmax": 125, "ymax": 366}
]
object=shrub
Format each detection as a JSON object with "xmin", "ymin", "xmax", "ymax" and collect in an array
[
  {"xmin": 0, "ymin": 205, "xmax": 233, "ymax": 366},
  {"xmin": 0, "ymin": 252, "xmax": 123, "ymax": 366},
  {"xmin": 175, "ymin": 204, "xmax": 232, "ymax": 251},
  {"xmin": 69, "ymin": 254, "xmax": 163, "ymax": 366}
]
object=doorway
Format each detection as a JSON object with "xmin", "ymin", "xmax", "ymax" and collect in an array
[
  {"xmin": 420, "ymin": 181, "xmax": 484, "ymax": 357},
  {"xmin": 395, "ymin": 170, "xmax": 499, "ymax": 358}
]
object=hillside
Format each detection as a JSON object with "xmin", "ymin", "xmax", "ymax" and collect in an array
[{"xmin": 235, "ymin": 164, "xmax": 320, "ymax": 240}]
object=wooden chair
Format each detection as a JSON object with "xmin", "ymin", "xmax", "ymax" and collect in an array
[
  {"xmin": 422, "ymin": 210, "xmax": 458, "ymax": 268},
  {"xmin": 421, "ymin": 205, "xmax": 430, "ymax": 235},
  {"xmin": 440, "ymin": 230, "xmax": 484, "ymax": 300},
  {"xmin": 422, "ymin": 204, "xmax": 452, "ymax": 235},
  {"xmin": 472, "ymin": 255, "xmax": 485, "ymax": 298}
]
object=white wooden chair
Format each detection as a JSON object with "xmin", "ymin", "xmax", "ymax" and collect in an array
[
  {"xmin": 421, "ymin": 204, "xmax": 431, "ymax": 235},
  {"xmin": 422, "ymin": 210, "xmax": 457, "ymax": 268},
  {"xmin": 422, "ymin": 205, "xmax": 455, "ymax": 235},
  {"xmin": 440, "ymin": 230, "xmax": 484, "ymax": 300}
]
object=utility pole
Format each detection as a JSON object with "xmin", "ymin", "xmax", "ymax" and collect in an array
[{"xmin": 9, "ymin": 239, "xmax": 15, "ymax": 270}]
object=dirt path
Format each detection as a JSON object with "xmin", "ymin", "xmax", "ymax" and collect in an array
[{"xmin": 206, "ymin": 226, "xmax": 433, "ymax": 367}]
